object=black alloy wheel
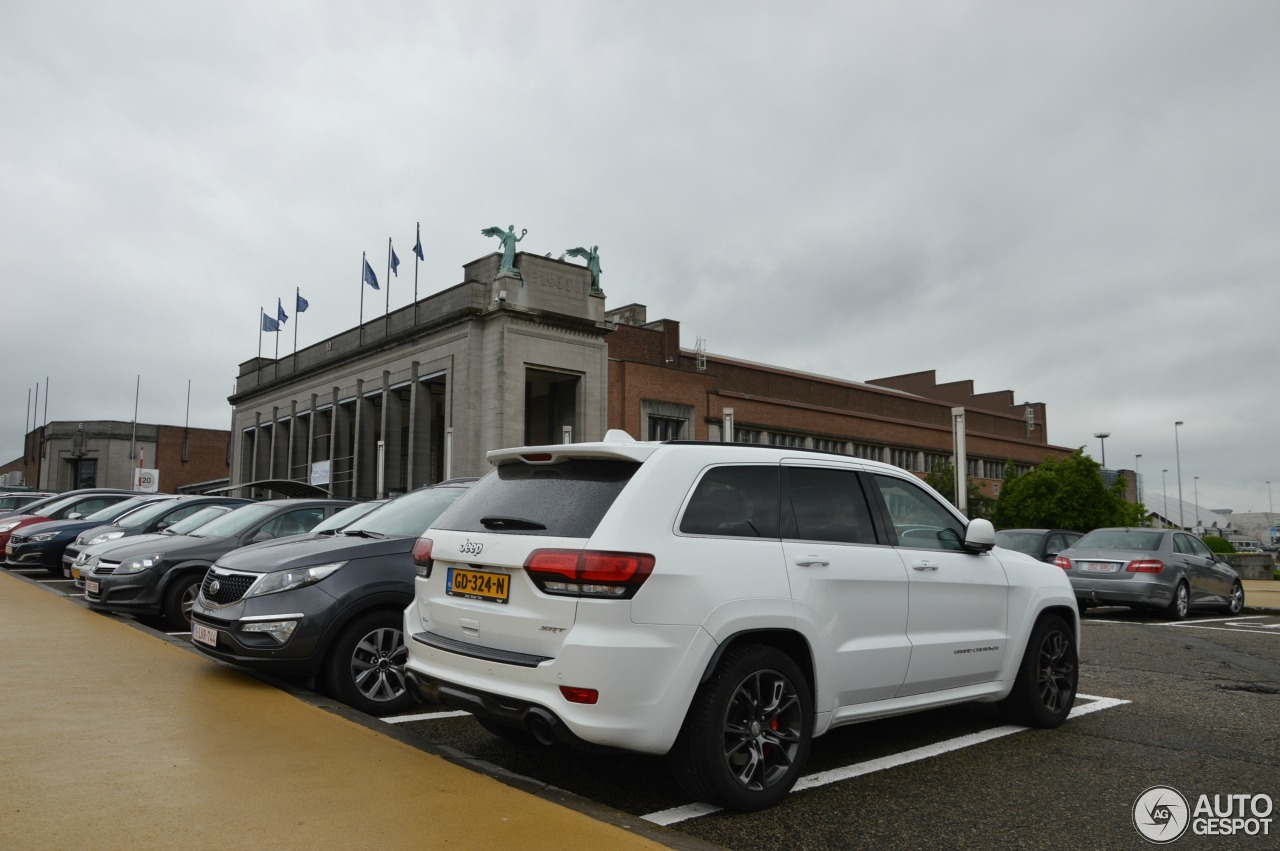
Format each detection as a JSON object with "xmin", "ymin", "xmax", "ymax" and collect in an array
[
  {"xmin": 669, "ymin": 644, "xmax": 813, "ymax": 812},
  {"xmin": 998, "ymin": 613, "xmax": 1078, "ymax": 728},
  {"xmin": 164, "ymin": 573, "xmax": 204, "ymax": 631}
]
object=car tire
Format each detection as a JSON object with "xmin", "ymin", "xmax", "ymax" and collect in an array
[
  {"xmin": 323, "ymin": 610, "xmax": 413, "ymax": 717},
  {"xmin": 1225, "ymin": 581, "xmax": 1245, "ymax": 615},
  {"xmin": 667, "ymin": 644, "xmax": 812, "ymax": 812},
  {"xmin": 997, "ymin": 613, "xmax": 1077, "ymax": 728},
  {"xmin": 163, "ymin": 572, "xmax": 204, "ymax": 631},
  {"xmin": 1161, "ymin": 581, "xmax": 1190, "ymax": 621}
]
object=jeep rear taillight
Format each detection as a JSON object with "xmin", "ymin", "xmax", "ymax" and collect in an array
[
  {"xmin": 412, "ymin": 537, "xmax": 434, "ymax": 578},
  {"xmin": 1126, "ymin": 559, "xmax": 1164, "ymax": 573},
  {"xmin": 1054, "ymin": 556, "xmax": 1072, "ymax": 570},
  {"xmin": 524, "ymin": 549, "xmax": 655, "ymax": 599}
]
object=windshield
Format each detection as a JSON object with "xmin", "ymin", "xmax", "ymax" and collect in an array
[
  {"xmin": 5, "ymin": 493, "xmax": 62, "ymax": 514},
  {"xmin": 309, "ymin": 501, "xmax": 386, "ymax": 534},
  {"xmin": 26, "ymin": 493, "xmax": 96, "ymax": 517},
  {"xmin": 84, "ymin": 496, "xmax": 162, "ymax": 523},
  {"xmin": 113, "ymin": 498, "xmax": 184, "ymax": 529},
  {"xmin": 184, "ymin": 503, "xmax": 280, "ymax": 537},
  {"xmin": 166, "ymin": 505, "xmax": 233, "ymax": 535},
  {"xmin": 994, "ymin": 531, "xmax": 1043, "ymax": 557},
  {"xmin": 343, "ymin": 488, "xmax": 469, "ymax": 538},
  {"xmin": 1074, "ymin": 529, "xmax": 1164, "ymax": 551}
]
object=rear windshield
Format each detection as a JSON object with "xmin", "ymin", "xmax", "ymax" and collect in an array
[
  {"xmin": 431, "ymin": 459, "xmax": 640, "ymax": 538},
  {"xmin": 1074, "ymin": 529, "xmax": 1164, "ymax": 551},
  {"xmin": 994, "ymin": 531, "xmax": 1043, "ymax": 556}
]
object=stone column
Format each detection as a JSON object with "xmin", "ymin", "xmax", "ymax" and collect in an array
[
  {"xmin": 406, "ymin": 362, "xmax": 435, "ymax": 489},
  {"xmin": 381, "ymin": 371, "xmax": 406, "ymax": 496}
]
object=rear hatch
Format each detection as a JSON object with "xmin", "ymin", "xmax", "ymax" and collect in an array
[{"xmin": 416, "ymin": 449, "xmax": 650, "ymax": 660}]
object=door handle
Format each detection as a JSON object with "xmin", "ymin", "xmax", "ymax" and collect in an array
[
  {"xmin": 794, "ymin": 556, "xmax": 829, "ymax": 567},
  {"xmin": 912, "ymin": 561, "xmax": 939, "ymax": 571}
]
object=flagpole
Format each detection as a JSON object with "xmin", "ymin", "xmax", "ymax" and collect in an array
[
  {"xmin": 258, "ymin": 308, "xmax": 265, "ymax": 385},
  {"xmin": 294, "ymin": 285, "xmax": 300, "ymax": 369},
  {"xmin": 385, "ymin": 237, "xmax": 392, "ymax": 337},
  {"xmin": 274, "ymin": 315, "xmax": 280, "ymax": 379},
  {"xmin": 413, "ymin": 222, "xmax": 420, "ymax": 326},
  {"xmin": 359, "ymin": 252, "xmax": 366, "ymax": 346}
]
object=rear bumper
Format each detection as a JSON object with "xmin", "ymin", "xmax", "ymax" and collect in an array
[{"xmin": 1071, "ymin": 576, "xmax": 1172, "ymax": 608}]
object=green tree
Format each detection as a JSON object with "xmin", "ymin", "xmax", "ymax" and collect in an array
[
  {"xmin": 1202, "ymin": 535, "xmax": 1236, "ymax": 554},
  {"xmin": 993, "ymin": 449, "xmax": 1146, "ymax": 531},
  {"xmin": 924, "ymin": 461, "xmax": 996, "ymax": 520}
]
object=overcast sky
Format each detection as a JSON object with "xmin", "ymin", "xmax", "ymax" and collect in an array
[{"xmin": 3, "ymin": 1, "xmax": 1277, "ymax": 514}]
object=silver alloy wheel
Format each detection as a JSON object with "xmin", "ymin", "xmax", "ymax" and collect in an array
[
  {"xmin": 720, "ymin": 669, "xmax": 804, "ymax": 792},
  {"xmin": 1036, "ymin": 627, "xmax": 1076, "ymax": 714},
  {"xmin": 350, "ymin": 627, "xmax": 407, "ymax": 703},
  {"xmin": 180, "ymin": 583, "xmax": 200, "ymax": 623},
  {"xmin": 1229, "ymin": 582, "xmax": 1244, "ymax": 614},
  {"xmin": 1174, "ymin": 583, "xmax": 1190, "ymax": 618}
]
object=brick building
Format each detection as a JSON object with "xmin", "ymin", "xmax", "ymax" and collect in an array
[{"xmin": 1, "ymin": 421, "xmax": 231, "ymax": 493}]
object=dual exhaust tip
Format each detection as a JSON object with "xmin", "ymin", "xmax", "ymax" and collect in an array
[{"xmin": 405, "ymin": 671, "xmax": 560, "ymax": 746}]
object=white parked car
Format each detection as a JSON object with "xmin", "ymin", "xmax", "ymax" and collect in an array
[{"xmin": 404, "ymin": 431, "xmax": 1079, "ymax": 811}]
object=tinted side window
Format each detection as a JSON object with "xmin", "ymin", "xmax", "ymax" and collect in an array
[
  {"xmin": 680, "ymin": 465, "xmax": 779, "ymax": 538},
  {"xmin": 434, "ymin": 459, "xmax": 640, "ymax": 538},
  {"xmin": 1173, "ymin": 534, "xmax": 1195, "ymax": 555},
  {"xmin": 783, "ymin": 467, "xmax": 876, "ymax": 545},
  {"xmin": 872, "ymin": 474, "xmax": 966, "ymax": 552},
  {"xmin": 1187, "ymin": 536, "xmax": 1214, "ymax": 560},
  {"xmin": 259, "ymin": 508, "xmax": 326, "ymax": 538}
]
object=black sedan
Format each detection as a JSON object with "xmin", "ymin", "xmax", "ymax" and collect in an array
[
  {"xmin": 62, "ymin": 494, "xmax": 252, "ymax": 577},
  {"xmin": 1056, "ymin": 527, "xmax": 1244, "ymax": 619},
  {"xmin": 85, "ymin": 499, "xmax": 351, "ymax": 630},
  {"xmin": 190, "ymin": 481, "xmax": 472, "ymax": 716},
  {"xmin": 5, "ymin": 494, "xmax": 174, "ymax": 575},
  {"xmin": 995, "ymin": 528, "xmax": 1084, "ymax": 564}
]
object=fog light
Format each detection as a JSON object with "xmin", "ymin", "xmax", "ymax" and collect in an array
[
  {"xmin": 240, "ymin": 620, "xmax": 299, "ymax": 643},
  {"xmin": 559, "ymin": 686, "xmax": 599, "ymax": 705}
]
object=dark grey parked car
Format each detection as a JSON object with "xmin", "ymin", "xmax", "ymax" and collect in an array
[
  {"xmin": 995, "ymin": 528, "xmax": 1083, "ymax": 564},
  {"xmin": 85, "ymin": 499, "xmax": 352, "ymax": 629},
  {"xmin": 1055, "ymin": 527, "xmax": 1244, "ymax": 619},
  {"xmin": 189, "ymin": 482, "xmax": 472, "ymax": 716}
]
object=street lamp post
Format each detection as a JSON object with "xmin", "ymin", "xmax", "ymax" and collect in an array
[
  {"xmin": 1162, "ymin": 469, "xmax": 1169, "ymax": 527},
  {"xmin": 1174, "ymin": 421, "xmax": 1185, "ymax": 529},
  {"xmin": 1268, "ymin": 480, "xmax": 1273, "ymax": 517},
  {"xmin": 1093, "ymin": 432, "xmax": 1111, "ymax": 468},
  {"xmin": 1193, "ymin": 476, "xmax": 1200, "ymax": 534},
  {"xmin": 1135, "ymin": 454, "xmax": 1142, "ymax": 502}
]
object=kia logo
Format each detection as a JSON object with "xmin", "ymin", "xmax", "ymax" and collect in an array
[
  {"xmin": 208, "ymin": 579, "xmax": 221, "ymax": 595},
  {"xmin": 459, "ymin": 540, "xmax": 484, "ymax": 556}
]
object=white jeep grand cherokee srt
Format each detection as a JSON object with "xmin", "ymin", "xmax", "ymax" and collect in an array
[{"xmin": 404, "ymin": 431, "xmax": 1079, "ymax": 811}]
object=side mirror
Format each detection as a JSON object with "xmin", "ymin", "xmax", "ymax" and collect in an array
[
  {"xmin": 66, "ymin": 512, "xmax": 82, "ymax": 520},
  {"xmin": 964, "ymin": 518, "xmax": 996, "ymax": 552},
  {"xmin": 250, "ymin": 530, "xmax": 274, "ymax": 543}
]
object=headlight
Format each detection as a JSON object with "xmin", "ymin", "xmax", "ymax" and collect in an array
[
  {"xmin": 240, "ymin": 620, "xmax": 299, "ymax": 643},
  {"xmin": 0, "ymin": 520, "xmax": 22, "ymax": 533},
  {"xmin": 87, "ymin": 531, "xmax": 125, "ymax": 546},
  {"xmin": 28, "ymin": 532, "xmax": 59, "ymax": 542},
  {"xmin": 245, "ymin": 561, "xmax": 346, "ymax": 598},
  {"xmin": 116, "ymin": 553, "xmax": 165, "ymax": 574}
]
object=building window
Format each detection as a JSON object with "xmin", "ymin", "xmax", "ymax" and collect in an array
[
  {"xmin": 889, "ymin": 448, "xmax": 917, "ymax": 471},
  {"xmin": 851, "ymin": 443, "xmax": 883, "ymax": 462},
  {"xmin": 768, "ymin": 432, "xmax": 806, "ymax": 448},
  {"xmin": 72, "ymin": 458, "xmax": 97, "ymax": 489},
  {"xmin": 923, "ymin": 453, "xmax": 950, "ymax": 473},
  {"xmin": 734, "ymin": 428, "xmax": 763, "ymax": 444},
  {"xmin": 966, "ymin": 458, "xmax": 980, "ymax": 478},
  {"xmin": 813, "ymin": 438, "xmax": 848, "ymax": 454},
  {"xmin": 648, "ymin": 416, "xmax": 684, "ymax": 441}
]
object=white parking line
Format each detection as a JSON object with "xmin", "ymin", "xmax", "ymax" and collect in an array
[
  {"xmin": 642, "ymin": 693, "xmax": 1130, "ymax": 826},
  {"xmin": 1167, "ymin": 615, "xmax": 1267, "ymax": 625},
  {"xmin": 383, "ymin": 709, "xmax": 472, "ymax": 724},
  {"xmin": 1157, "ymin": 624, "xmax": 1280, "ymax": 637}
]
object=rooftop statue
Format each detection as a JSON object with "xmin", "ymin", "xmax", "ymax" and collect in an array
[
  {"xmin": 481, "ymin": 225, "xmax": 527, "ymax": 276},
  {"xmin": 565, "ymin": 245, "xmax": 603, "ymax": 294}
]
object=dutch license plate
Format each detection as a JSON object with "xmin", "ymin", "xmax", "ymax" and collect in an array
[
  {"xmin": 85, "ymin": 579, "xmax": 99, "ymax": 594},
  {"xmin": 192, "ymin": 622, "xmax": 218, "ymax": 647},
  {"xmin": 1081, "ymin": 562, "xmax": 1117, "ymax": 573},
  {"xmin": 447, "ymin": 567, "xmax": 510, "ymax": 604}
]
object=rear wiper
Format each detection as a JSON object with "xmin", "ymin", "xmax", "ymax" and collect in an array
[
  {"xmin": 479, "ymin": 516, "xmax": 546, "ymax": 531},
  {"xmin": 342, "ymin": 529, "xmax": 386, "ymax": 538}
]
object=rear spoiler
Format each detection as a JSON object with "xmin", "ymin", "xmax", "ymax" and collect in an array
[{"xmin": 486, "ymin": 429, "xmax": 659, "ymax": 467}]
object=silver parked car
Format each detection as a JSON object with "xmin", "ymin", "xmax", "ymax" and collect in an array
[{"xmin": 1055, "ymin": 527, "xmax": 1244, "ymax": 619}]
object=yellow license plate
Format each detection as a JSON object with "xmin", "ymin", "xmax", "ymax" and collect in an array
[{"xmin": 447, "ymin": 567, "xmax": 510, "ymax": 604}]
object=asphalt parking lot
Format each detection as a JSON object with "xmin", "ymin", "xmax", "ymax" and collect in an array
[{"xmin": 8, "ymin": 564, "xmax": 1280, "ymax": 849}]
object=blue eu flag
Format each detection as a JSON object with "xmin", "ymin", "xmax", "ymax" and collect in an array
[
  {"xmin": 413, "ymin": 230, "xmax": 424, "ymax": 261},
  {"xmin": 390, "ymin": 245, "xmax": 400, "ymax": 277},
  {"xmin": 277, "ymin": 297, "xmax": 288, "ymax": 326},
  {"xmin": 296, "ymin": 292, "xmax": 309, "ymax": 313},
  {"xmin": 363, "ymin": 259, "xmax": 380, "ymax": 290},
  {"xmin": 261, "ymin": 312, "xmax": 280, "ymax": 332}
]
